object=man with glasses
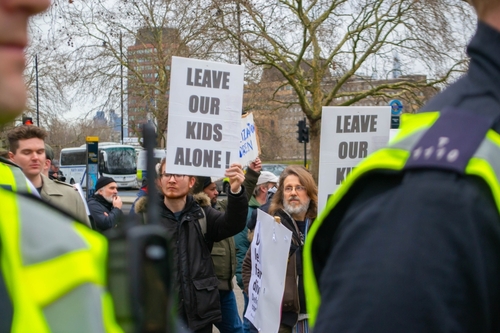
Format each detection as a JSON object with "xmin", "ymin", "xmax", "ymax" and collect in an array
[
  {"xmin": 243, "ymin": 165, "xmax": 317, "ymax": 333},
  {"xmin": 135, "ymin": 158, "xmax": 248, "ymax": 333}
]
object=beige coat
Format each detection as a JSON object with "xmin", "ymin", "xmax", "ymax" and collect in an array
[{"xmin": 40, "ymin": 174, "xmax": 91, "ymax": 228}]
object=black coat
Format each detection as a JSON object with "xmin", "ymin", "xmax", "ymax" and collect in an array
[
  {"xmin": 87, "ymin": 194, "xmax": 124, "ymax": 232},
  {"xmin": 136, "ymin": 188, "xmax": 248, "ymax": 331},
  {"xmin": 312, "ymin": 22, "xmax": 500, "ymax": 332}
]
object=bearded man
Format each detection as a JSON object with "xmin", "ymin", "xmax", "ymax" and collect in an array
[
  {"xmin": 243, "ymin": 165, "xmax": 317, "ymax": 333},
  {"xmin": 87, "ymin": 176, "xmax": 124, "ymax": 231}
]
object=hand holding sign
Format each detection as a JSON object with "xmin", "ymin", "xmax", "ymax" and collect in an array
[
  {"xmin": 249, "ymin": 156, "xmax": 262, "ymax": 173},
  {"xmin": 224, "ymin": 163, "xmax": 245, "ymax": 193}
]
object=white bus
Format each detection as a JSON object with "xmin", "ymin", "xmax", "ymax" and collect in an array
[
  {"xmin": 136, "ymin": 148, "xmax": 166, "ymax": 187},
  {"xmin": 60, "ymin": 143, "xmax": 138, "ymax": 189}
]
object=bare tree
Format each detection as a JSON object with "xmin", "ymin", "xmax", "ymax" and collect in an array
[
  {"xmin": 44, "ymin": 0, "xmax": 220, "ymax": 146},
  {"xmin": 44, "ymin": 114, "xmax": 115, "ymax": 159},
  {"xmin": 211, "ymin": 0, "xmax": 476, "ymax": 180}
]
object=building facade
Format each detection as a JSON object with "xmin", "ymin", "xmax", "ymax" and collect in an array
[
  {"xmin": 126, "ymin": 27, "xmax": 187, "ymax": 141},
  {"xmin": 247, "ymin": 68, "xmax": 438, "ymax": 162}
]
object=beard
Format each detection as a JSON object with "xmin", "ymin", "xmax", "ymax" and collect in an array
[
  {"xmin": 284, "ymin": 195, "xmax": 310, "ymax": 217},
  {"xmin": 163, "ymin": 186, "xmax": 190, "ymax": 200},
  {"xmin": 102, "ymin": 194, "xmax": 115, "ymax": 203}
]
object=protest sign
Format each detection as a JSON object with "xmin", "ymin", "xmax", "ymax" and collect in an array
[
  {"xmin": 318, "ymin": 106, "xmax": 391, "ymax": 209},
  {"xmin": 239, "ymin": 113, "xmax": 260, "ymax": 166},
  {"xmin": 245, "ymin": 210, "xmax": 292, "ymax": 333},
  {"xmin": 166, "ymin": 56, "xmax": 244, "ymax": 177}
]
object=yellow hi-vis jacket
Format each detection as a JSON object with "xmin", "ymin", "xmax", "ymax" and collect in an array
[
  {"xmin": 0, "ymin": 161, "xmax": 123, "ymax": 333},
  {"xmin": 0, "ymin": 158, "xmax": 32, "ymax": 193},
  {"xmin": 304, "ymin": 110, "xmax": 500, "ymax": 328}
]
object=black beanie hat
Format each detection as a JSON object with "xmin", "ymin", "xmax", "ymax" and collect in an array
[
  {"xmin": 193, "ymin": 176, "xmax": 213, "ymax": 194},
  {"xmin": 95, "ymin": 176, "xmax": 116, "ymax": 191}
]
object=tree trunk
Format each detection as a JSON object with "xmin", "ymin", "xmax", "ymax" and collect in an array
[{"xmin": 308, "ymin": 117, "xmax": 321, "ymax": 183}]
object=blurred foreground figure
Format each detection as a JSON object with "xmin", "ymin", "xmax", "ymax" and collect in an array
[
  {"xmin": 0, "ymin": 0, "xmax": 122, "ymax": 331},
  {"xmin": 305, "ymin": 2, "xmax": 500, "ymax": 332}
]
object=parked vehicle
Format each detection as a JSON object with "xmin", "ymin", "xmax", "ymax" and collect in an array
[
  {"xmin": 261, "ymin": 163, "xmax": 287, "ymax": 177},
  {"xmin": 60, "ymin": 143, "xmax": 138, "ymax": 189},
  {"xmin": 136, "ymin": 148, "xmax": 167, "ymax": 187},
  {"xmin": 215, "ymin": 163, "xmax": 287, "ymax": 194}
]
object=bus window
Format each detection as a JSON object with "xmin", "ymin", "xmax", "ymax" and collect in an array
[
  {"xmin": 104, "ymin": 147, "xmax": 136, "ymax": 175},
  {"xmin": 61, "ymin": 150, "xmax": 86, "ymax": 166}
]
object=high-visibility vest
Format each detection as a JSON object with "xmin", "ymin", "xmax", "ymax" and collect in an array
[
  {"xmin": 304, "ymin": 109, "xmax": 500, "ymax": 327},
  {"xmin": 0, "ymin": 162, "xmax": 123, "ymax": 333},
  {"xmin": 0, "ymin": 158, "xmax": 31, "ymax": 193}
]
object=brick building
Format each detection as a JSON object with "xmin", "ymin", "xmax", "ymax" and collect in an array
[{"xmin": 126, "ymin": 27, "xmax": 187, "ymax": 138}]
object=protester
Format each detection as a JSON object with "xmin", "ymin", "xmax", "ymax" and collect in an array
[
  {"xmin": 192, "ymin": 157, "xmax": 261, "ymax": 333},
  {"xmin": 304, "ymin": 2, "xmax": 500, "ymax": 332},
  {"xmin": 234, "ymin": 170, "xmax": 277, "ymax": 333},
  {"xmin": 135, "ymin": 158, "xmax": 248, "ymax": 332},
  {"xmin": 87, "ymin": 176, "xmax": 124, "ymax": 232},
  {"xmin": 130, "ymin": 178, "xmax": 148, "ymax": 217},
  {"xmin": 7, "ymin": 125, "xmax": 91, "ymax": 227},
  {"xmin": 0, "ymin": 0, "xmax": 122, "ymax": 331},
  {"xmin": 246, "ymin": 183, "xmax": 277, "ymax": 231},
  {"xmin": 243, "ymin": 165, "xmax": 317, "ymax": 333},
  {"xmin": 42, "ymin": 144, "xmax": 65, "ymax": 181}
]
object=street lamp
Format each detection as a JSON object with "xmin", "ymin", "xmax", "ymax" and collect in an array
[
  {"xmin": 35, "ymin": 54, "xmax": 39, "ymax": 126},
  {"xmin": 120, "ymin": 32, "xmax": 124, "ymax": 144}
]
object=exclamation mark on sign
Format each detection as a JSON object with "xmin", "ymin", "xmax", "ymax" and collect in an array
[{"xmin": 226, "ymin": 152, "xmax": 231, "ymax": 169}]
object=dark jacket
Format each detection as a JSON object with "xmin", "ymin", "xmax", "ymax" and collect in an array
[
  {"xmin": 243, "ymin": 209, "xmax": 309, "ymax": 329},
  {"xmin": 129, "ymin": 185, "xmax": 147, "ymax": 217},
  {"xmin": 87, "ymin": 194, "xmax": 123, "ymax": 232},
  {"xmin": 209, "ymin": 167, "xmax": 259, "ymax": 291},
  {"xmin": 311, "ymin": 22, "xmax": 500, "ymax": 333},
  {"xmin": 135, "ymin": 188, "xmax": 248, "ymax": 331},
  {"xmin": 209, "ymin": 200, "xmax": 237, "ymax": 291},
  {"xmin": 235, "ymin": 195, "xmax": 259, "ymax": 290}
]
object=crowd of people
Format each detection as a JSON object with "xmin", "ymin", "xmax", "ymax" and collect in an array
[{"xmin": 2, "ymin": 0, "xmax": 500, "ymax": 332}]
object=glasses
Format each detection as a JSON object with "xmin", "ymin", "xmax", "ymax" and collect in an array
[
  {"xmin": 161, "ymin": 173, "xmax": 186, "ymax": 180},
  {"xmin": 284, "ymin": 185, "xmax": 306, "ymax": 193}
]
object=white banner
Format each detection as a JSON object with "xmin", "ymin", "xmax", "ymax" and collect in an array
[
  {"xmin": 318, "ymin": 106, "xmax": 391, "ymax": 209},
  {"xmin": 245, "ymin": 210, "xmax": 292, "ymax": 333},
  {"xmin": 166, "ymin": 57, "xmax": 244, "ymax": 177},
  {"xmin": 239, "ymin": 113, "xmax": 259, "ymax": 166}
]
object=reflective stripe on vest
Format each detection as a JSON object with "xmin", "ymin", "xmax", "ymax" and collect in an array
[
  {"xmin": 0, "ymin": 162, "xmax": 30, "ymax": 193},
  {"xmin": 304, "ymin": 111, "xmax": 500, "ymax": 327},
  {"xmin": 0, "ymin": 188, "xmax": 123, "ymax": 333}
]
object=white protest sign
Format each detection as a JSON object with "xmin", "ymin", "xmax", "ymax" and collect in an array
[
  {"xmin": 239, "ymin": 113, "xmax": 259, "ymax": 166},
  {"xmin": 166, "ymin": 56, "xmax": 244, "ymax": 177},
  {"xmin": 74, "ymin": 183, "xmax": 90, "ymax": 216},
  {"xmin": 318, "ymin": 106, "xmax": 391, "ymax": 209},
  {"xmin": 245, "ymin": 210, "xmax": 292, "ymax": 333}
]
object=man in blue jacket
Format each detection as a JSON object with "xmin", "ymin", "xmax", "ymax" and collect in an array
[{"xmin": 87, "ymin": 176, "xmax": 124, "ymax": 231}]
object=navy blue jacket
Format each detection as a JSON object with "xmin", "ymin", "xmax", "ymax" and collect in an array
[
  {"xmin": 312, "ymin": 22, "xmax": 500, "ymax": 332},
  {"xmin": 87, "ymin": 194, "xmax": 124, "ymax": 232}
]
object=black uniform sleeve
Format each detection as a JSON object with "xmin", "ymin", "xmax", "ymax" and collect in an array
[
  {"xmin": 314, "ymin": 171, "xmax": 500, "ymax": 332},
  {"xmin": 205, "ymin": 186, "xmax": 248, "ymax": 242}
]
